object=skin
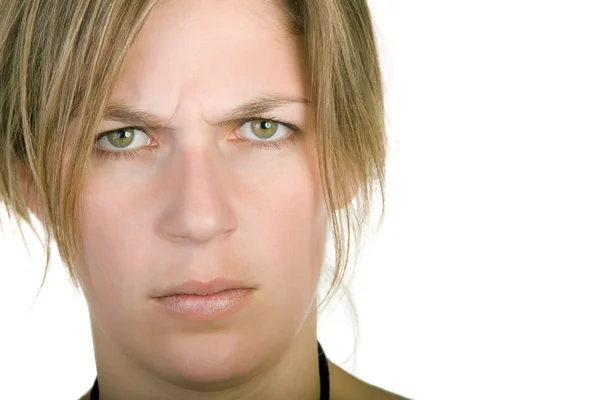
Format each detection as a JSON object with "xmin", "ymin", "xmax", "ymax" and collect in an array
[{"xmin": 23, "ymin": 0, "xmax": 408, "ymax": 399}]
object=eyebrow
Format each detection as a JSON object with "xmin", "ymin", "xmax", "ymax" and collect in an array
[{"xmin": 100, "ymin": 94, "xmax": 312, "ymax": 130}]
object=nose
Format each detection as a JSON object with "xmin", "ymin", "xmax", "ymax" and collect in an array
[{"xmin": 156, "ymin": 139, "xmax": 238, "ymax": 245}]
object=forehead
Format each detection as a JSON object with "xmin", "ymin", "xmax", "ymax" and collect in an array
[{"xmin": 111, "ymin": 0, "xmax": 306, "ymax": 116}]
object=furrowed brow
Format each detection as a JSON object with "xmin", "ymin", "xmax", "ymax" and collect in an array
[{"xmin": 101, "ymin": 94, "xmax": 312, "ymax": 129}]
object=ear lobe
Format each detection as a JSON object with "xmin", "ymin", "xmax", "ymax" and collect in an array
[{"xmin": 15, "ymin": 161, "xmax": 41, "ymax": 218}]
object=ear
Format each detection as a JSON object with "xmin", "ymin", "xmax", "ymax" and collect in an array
[{"xmin": 15, "ymin": 160, "xmax": 41, "ymax": 219}]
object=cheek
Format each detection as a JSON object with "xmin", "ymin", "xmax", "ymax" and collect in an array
[
  {"xmin": 75, "ymin": 176, "xmax": 150, "ymax": 310},
  {"xmin": 242, "ymin": 150, "xmax": 328, "ymax": 314},
  {"xmin": 252, "ymin": 175, "xmax": 327, "ymax": 276}
]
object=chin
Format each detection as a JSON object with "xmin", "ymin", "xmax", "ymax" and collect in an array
[{"xmin": 139, "ymin": 331, "xmax": 272, "ymax": 387}]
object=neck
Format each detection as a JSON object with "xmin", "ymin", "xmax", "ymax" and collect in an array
[{"xmin": 89, "ymin": 308, "xmax": 323, "ymax": 400}]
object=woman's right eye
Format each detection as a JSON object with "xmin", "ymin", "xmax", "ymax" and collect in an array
[
  {"xmin": 95, "ymin": 128, "xmax": 150, "ymax": 151},
  {"xmin": 93, "ymin": 127, "xmax": 153, "ymax": 161}
]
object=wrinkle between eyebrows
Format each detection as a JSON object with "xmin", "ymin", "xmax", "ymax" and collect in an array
[{"xmin": 98, "ymin": 94, "xmax": 312, "ymax": 129}]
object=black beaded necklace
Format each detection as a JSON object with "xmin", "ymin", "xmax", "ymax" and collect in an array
[{"xmin": 90, "ymin": 341, "xmax": 330, "ymax": 400}]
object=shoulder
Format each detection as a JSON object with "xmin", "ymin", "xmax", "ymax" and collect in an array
[{"xmin": 328, "ymin": 359, "xmax": 412, "ymax": 400}]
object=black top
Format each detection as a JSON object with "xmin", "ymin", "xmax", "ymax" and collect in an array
[{"xmin": 90, "ymin": 341, "xmax": 330, "ymax": 399}]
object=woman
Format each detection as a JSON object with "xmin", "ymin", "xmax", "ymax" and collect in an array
[{"xmin": 0, "ymin": 0, "xmax": 408, "ymax": 399}]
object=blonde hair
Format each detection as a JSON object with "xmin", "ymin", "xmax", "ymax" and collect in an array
[{"xmin": 0, "ymin": 0, "xmax": 386, "ymax": 359}]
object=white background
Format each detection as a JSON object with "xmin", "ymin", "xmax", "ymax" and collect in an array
[{"xmin": 1, "ymin": 1, "xmax": 599, "ymax": 399}]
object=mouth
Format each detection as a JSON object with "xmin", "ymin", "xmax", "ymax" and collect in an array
[
  {"xmin": 153, "ymin": 288, "xmax": 255, "ymax": 322},
  {"xmin": 153, "ymin": 278, "xmax": 253, "ymax": 298}
]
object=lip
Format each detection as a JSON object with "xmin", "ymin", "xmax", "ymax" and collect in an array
[
  {"xmin": 153, "ymin": 289, "xmax": 253, "ymax": 322},
  {"xmin": 153, "ymin": 278, "xmax": 252, "ymax": 298}
]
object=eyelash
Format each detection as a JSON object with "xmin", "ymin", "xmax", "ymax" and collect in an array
[{"xmin": 93, "ymin": 117, "xmax": 302, "ymax": 161}]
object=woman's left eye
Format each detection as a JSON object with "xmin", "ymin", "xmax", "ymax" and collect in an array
[{"xmin": 238, "ymin": 119, "xmax": 292, "ymax": 141}]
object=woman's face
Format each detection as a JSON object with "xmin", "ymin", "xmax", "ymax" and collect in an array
[{"xmin": 76, "ymin": 0, "xmax": 328, "ymax": 385}]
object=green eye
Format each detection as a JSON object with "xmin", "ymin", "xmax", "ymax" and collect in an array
[
  {"xmin": 250, "ymin": 120, "xmax": 278, "ymax": 139},
  {"xmin": 105, "ymin": 128, "xmax": 136, "ymax": 149}
]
